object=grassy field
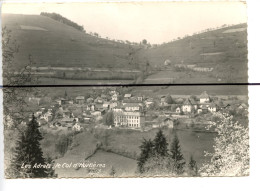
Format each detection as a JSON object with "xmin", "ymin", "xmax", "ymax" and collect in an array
[
  {"xmin": 2, "ymin": 14, "xmax": 137, "ymax": 70},
  {"xmin": 132, "ymin": 85, "xmax": 248, "ymax": 96},
  {"xmin": 52, "ymin": 127, "xmax": 216, "ymax": 177},
  {"xmin": 138, "ymin": 23, "xmax": 247, "ymax": 83}
]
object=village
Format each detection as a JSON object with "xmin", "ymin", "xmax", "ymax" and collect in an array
[{"xmin": 22, "ymin": 87, "xmax": 248, "ymax": 133}]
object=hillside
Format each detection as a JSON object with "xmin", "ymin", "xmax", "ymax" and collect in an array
[
  {"xmin": 2, "ymin": 14, "xmax": 138, "ymax": 70},
  {"xmin": 139, "ymin": 23, "xmax": 248, "ymax": 83},
  {"xmin": 2, "ymin": 14, "xmax": 248, "ymax": 84}
]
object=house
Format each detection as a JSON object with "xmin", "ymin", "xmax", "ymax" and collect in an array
[
  {"xmin": 83, "ymin": 115, "xmax": 94, "ymax": 123},
  {"xmin": 122, "ymin": 99, "xmax": 142, "ymax": 105},
  {"xmin": 123, "ymin": 103, "xmax": 141, "ymax": 112},
  {"xmin": 109, "ymin": 88, "xmax": 117, "ymax": 95},
  {"xmin": 91, "ymin": 111, "xmax": 102, "ymax": 116},
  {"xmin": 75, "ymin": 96, "xmax": 85, "ymax": 104},
  {"xmin": 208, "ymin": 103, "xmax": 218, "ymax": 112},
  {"xmin": 60, "ymin": 98, "xmax": 68, "ymax": 105},
  {"xmin": 182, "ymin": 99, "xmax": 192, "ymax": 113},
  {"xmin": 145, "ymin": 98, "xmax": 154, "ymax": 108},
  {"xmin": 111, "ymin": 94, "xmax": 118, "ymax": 101},
  {"xmin": 238, "ymin": 103, "xmax": 248, "ymax": 110},
  {"xmin": 94, "ymin": 97, "xmax": 103, "ymax": 104},
  {"xmin": 160, "ymin": 95, "xmax": 168, "ymax": 106},
  {"xmin": 189, "ymin": 98, "xmax": 198, "ymax": 110},
  {"xmin": 40, "ymin": 112, "xmax": 53, "ymax": 122},
  {"xmin": 199, "ymin": 91, "xmax": 210, "ymax": 103},
  {"xmin": 201, "ymin": 105, "xmax": 208, "ymax": 113},
  {"xmin": 109, "ymin": 102, "xmax": 118, "ymax": 109},
  {"xmin": 124, "ymin": 94, "xmax": 132, "ymax": 99},
  {"xmin": 103, "ymin": 102, "xmax": 110, "ymax": 109},
  {"xmin": 87, "ymin": 104, "xmax": 95, "ymax": 111},
  {"xmin": 95, "ymin": 103, "xmax": 104, "ymax": 111},
  {"xmin": 176, "ymin": 107, "xmax": 181, "ymax": 114},
  {"xmin": 101, "ymin": 94, "xmax": 107, "ymax": 101},
  {"xmin": 164, "ymin": 59, "xmax": 171, "ymax": 66},
  {"xmin": 72, "ymin": 123, "xmax": 82, "ymax": 131},
  {"xmin": 68, "ymin": 100, "xmax": 74, "ymax": 105},
  {"xmin": 86, "ymin": 97, "xmax": 94, "ymax": 103},
  {"xmin": 61, "ymin": 118, "xmax": 75, "ymax": 127},
  {"xmin": 56, "ymin": 99, "xmax": 62, "ymax": 105}
]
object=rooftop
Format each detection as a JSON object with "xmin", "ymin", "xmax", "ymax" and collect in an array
[{"xmin": 199, "ymin": 91, "xmax": 210, "ymax": 99}]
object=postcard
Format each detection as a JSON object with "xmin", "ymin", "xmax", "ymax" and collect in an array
[{"xmin": 1, "ymin": 1, "xmax": 249, "ymax": 178}]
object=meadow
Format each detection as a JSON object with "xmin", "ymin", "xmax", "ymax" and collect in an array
[{"xmin": 52, "ymin": 128, "xmax": 216, "ymax": 177}]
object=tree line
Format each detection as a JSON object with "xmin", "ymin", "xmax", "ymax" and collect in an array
[
  {"xmin": 137, "ymin": 129, "xmax": 198, "ymax": 176},
  {"xmin": 40, "ymin": 12, "xmax": 85, "ymax": 33}
]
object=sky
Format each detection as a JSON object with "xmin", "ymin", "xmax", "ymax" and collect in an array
[{"xmin": 1, "ymin": 1, "xmax": 247, "ymax": 44}]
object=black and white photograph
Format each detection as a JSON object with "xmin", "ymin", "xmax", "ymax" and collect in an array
[{"xmin": 1, "ymin": 1, "xmax": 249, "ymax": 179}]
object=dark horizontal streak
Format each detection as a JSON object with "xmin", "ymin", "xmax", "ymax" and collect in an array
[{"xmin": 0, "ymin": 83, "xmax": 259, "ymax": 88}]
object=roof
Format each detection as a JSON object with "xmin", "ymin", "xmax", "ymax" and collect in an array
[
  {"xmin": 201, "ymin": 105, "xmax": 208, "ymax": 109},
  {"xmin": 61, "ymin": 118, "xmax": 74, "ymax": 122},
  {"xmin": 199, "ymin": 91, "xmax": 210, "ymax": 99},
  {"xmin": 122, "ymin": 99, "xmax": 142, "ymax": 104},
  {"xmin": 123, "ymin": 103, "xmax": 141, "ymax": 108},
  {"xmin": 76, "ymin": 96, "xmax": 85, "ymax": 100},
  {"xmin": 183, "ymin": 99, "xmax": 191, "ymax": 105},
  {"xmin": 124, "ymin": 94, "xmax": 132, "ymax": 98},
  {"xmin": 209, "ymin": 102, "xmax": 218, "ymax": 107},
  {"xmin": 189, "ymin": 98, "xmax": 197, "ymax": 105}
]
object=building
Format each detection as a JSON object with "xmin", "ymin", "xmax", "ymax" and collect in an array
[
  {"xmin": 160, "ymin": 95, "xmax": 167, "ymax": 106},
  {"xmin": 124, "ymin": 94, "xmax": 132, "ymax": 99},
  {"xmin": 176, "ymin": 107, "xmax": 181, "ymax": 114},
  {"xmin": 103, "ymin": 102, "xmax": 110, "ymax": 109},
  {"xmin": 114, "ymin": 111, "xmax": 145, "ymax": 128},
  {"xmin": 75, "ymin": 96, "xmax": 85, "ymax": 104},
  {"xmin": 208, "ymin": 103, "xmax": 218, "ymax": 112},
  {"xmin": 86, "ymin": 104, "xmax": 95, "ymax": 111},
  {"xmin": 123, "ymin": 103, "xmax": 142, "ymax": 112},
  {"xmin": 111, "ymin": 94, "xmax": 118, "ymax": 101},
  {"xmin": 72, "ymin": 123, "xmax": 82, "ymax": 131},
  {"xmin": 144, "ymin": 98, "xmax": 154, "ymax": 108},
  {"xmin": 182, "ymin": 99, "xmax": 193, "ymax": 113},
  {"xmin": 199, "ymin": 91, "xmax": 210, "ymax": 103},
  {"xmin": 86, "ymin": 97, "xmax": 94, "ymax": 103}
]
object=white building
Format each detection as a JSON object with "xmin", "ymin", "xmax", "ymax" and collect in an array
[
  {"xmin": 199, "ymin": 91, "xmax": 210, "ymax": 103},
  {"xmin": 114, "ymin": 111, "xmax": 144, "ymax": 128}
]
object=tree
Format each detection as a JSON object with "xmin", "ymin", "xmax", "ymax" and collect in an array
[
  {"xmin": 153, "ymin": 130, "xmax": 168, "ymax": 157},
  {"xmin": 142, "ymin": 155, "xmax": 177, "ymax": 176},
  {"xmin": 200, "ymin": 112, "xmax": 249, "ymax": 176},
  {"xmin": 142, "ymin": 39, "xmax": 147, "ymax": 45},
  {"xmin": 165, "ymin": 95, "xmax": 174, "ymax": 104},
  {"xmin": 170, "ymin": 133, "xmax": 186, "ymax": 175},
  {"xmin": 103, "ymin": 112, "xmax": 114, "ymax": 127},
  {"xmin": 9, "ymin": 114, "xmax": 48, "ymax": 178},
  {"xmin": 188, "ymin": 155, "xmax": 198, "ymax": 176},
  {"xmin": 137, "ymin": 139, "xmax": 154, "ymax": 173},
  {"xmin": 2, "ymin": 27, "xmax": 38, "ymax": 128}
]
